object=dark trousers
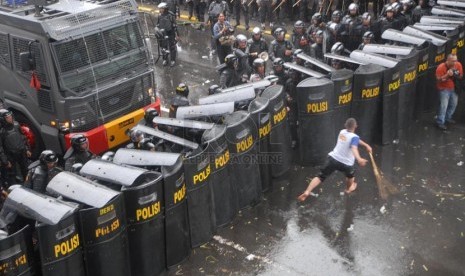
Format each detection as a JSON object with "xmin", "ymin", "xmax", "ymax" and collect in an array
[
  {"xmin": 5, "ymin": 152, "xmax": 28, "ymax": 185},
  {"xmin": 161, "ymin": 34, "xmax": 177, "ymax": 62},
  {"xmin": 259, "ymin": 0, "xmax": 273, "ymax": 24},
  {"xmin": 234, "ymin": 2, "xmax": 249, "ymax": 26},
  {"xmin": 216, "ymin": 43, "xmax": 232, "ymax": 64}
]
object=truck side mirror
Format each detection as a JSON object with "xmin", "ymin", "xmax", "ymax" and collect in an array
[{"xmin": 19, "ymin": 52, "xmax": 36, "ymax": 72}]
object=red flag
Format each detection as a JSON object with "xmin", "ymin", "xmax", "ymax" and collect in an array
[{"xmin": 30, "ymin": 71, "xmax": 41, "ymax": 91}]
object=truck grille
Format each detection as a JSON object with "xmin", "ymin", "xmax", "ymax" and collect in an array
[{"xmin": 68, "ymin": 74, "xmax": 152, "ymax": 132}]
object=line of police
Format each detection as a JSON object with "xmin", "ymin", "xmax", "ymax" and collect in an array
[{"xmin": 1, "ymin": 0, "xmax": 465, "ymax": 274}]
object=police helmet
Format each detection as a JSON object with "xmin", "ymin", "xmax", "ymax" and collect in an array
[
  {"xmin": 363, "ymin": 31, "xmax": 374, "ymax": 39},
  {"xmin": 144, "ymin": 108, "xmax": 159, "ymax": 124},
  {"xmin": 129, "ymin": 129, "xmax": 144, "ymax": 142},
  {"xmin": 391, "ymin": 2, "xmax": 402, "ymax": 12},
  {"xmin": 362, "ymin": 12, "xmax": 371, "ymax": 20},
  {"xmin": 101, "ymin": 151, "xmax": 115, "ymax": 162},
  {"xmin": 39, "ymin": 150, "xmax": 58, "ymax": 166},
  {"xmin": 253, "ymin": 58, "xmax": 265, "ymax": 68},
  {"xmin": 293, "ymin": 49, "xmax": 303, "ymax": 57},
  {"xmin": 273, "ymin": 27, "xmax": 286, "ymax": 38},
  {"xmin": 70, "ymin": 163, "xmax": 83, "ymax": 174},
  {"xmin": 312, "ymin": 13, "xmax": 322, "ymax": 23},
  {"xmin": 70, "ymin": 134, "xmax": 88, "ymax": 150},
  {"xmin": 252, "ymin": 27, "xmax": 262, "ymax": 36},
  {"xmin": 331, "ymin": 42, "xmax": 345, "ymax": 54},
  {"xmin": 225, "ymin": 54, "xmax": 238, "ymax": 67},
  {"xmin": 294, "ymin": 20, "xmax": 305, "ymax": 29},
  {"xmin": 236, "ymin": 34, "xmax": 247, "ymax": 43},
  {"xmin": 0, "ymin": 109, "xmax": 12, "ymax": 126},
  {"xmin": 332, "ymin": 10, "xmax": 342, "ymax": 20},
  {"xmin": 176, "ymin": 83, "xmax": 189, "ymax": 98},
  {"xmin": 140, "ymin": 138, "xmax": 156, "ymax": 151},
  {"xmin": 328, "ymin": 22, "xmax": 339, "ymax": 32},
  {"xmin": 208, "ymin": 84, "xmax": 221, "ymax": 95},
  {"xmin": 273, "ymin": 57, "xmax": 284, "ymax": 67},
  {"xmin": 158, "ymin": 2, "xmax": 168, "ymax": 9},
  {"xmin": 348, "ymin": 3, "xmax": 359, "ymax": 12},
  {"xmin": 315, "ymin": 30, "xmax": 324, "ymax": 38},
  {"xmin": 385, "ymin": 4, "xmax": 394, "ymax": 13}
]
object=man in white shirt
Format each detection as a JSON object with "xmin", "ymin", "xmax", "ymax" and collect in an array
[{"xmin": 297, "ymin": 118, "xmax": 372, "ymax": 201}]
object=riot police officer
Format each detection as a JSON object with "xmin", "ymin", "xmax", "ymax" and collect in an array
[
  {"xmin": 234, "ymin": 34, "xmax": 252, "ymax": 83},
  {"xmin": 157, "ymin": 2, "xmax": 179, "ymax": 66},
  {"xmin": 234, "ymin": 0, "xmax": 250, "ymax": 29},
  {"xmin": 358, "ymin": 31, "xmax": 374, "ymax": 50},
  {"xmin": 269, "ymin": 27, "xmax": 293, "ymax": 62},
  {"xmin": 169, "ymin": 83, "xmax": 190, "ymax": 118},
  {"xmin": 259, "ymin": 0, "xmax": 274, "ymax": 30},
  {"xmin": 269, "ymin": 58, "xmax": 288, "ymax": 85},
  {"xmin": 307, "ymin": 12, "xmax": 324, "ymax": 42},
  {"xmin": 25, "ymin": 150, "xmax": 61, "ymax": 194},
  {"xmin": 63, "ymin": 134, "xmax": 95, "ymax": 172},
  {"xmin": 412, "ymin": 0, "xmax": 432, "ymax": 23},
  {"xmin": 0, "ymin": 109, "xmax": 31, "ymax": 185},
  {"xmin": 219, "ymin": 54, "xmax": 241, "ymax": 88},
  {"xmin": 401, "ymin": 0, "xmax": 416, "ymax": 26},
  {"xmin": 208, "ymin": 84, "xmax": 221, "ymax": 95},
  {"xmin": 250, "ymin": 58, "xmax": 266, "ymax": 82},
  {"xmin": 310, "ymin": 29, "xmax": 325, "ymax": 61},
  {"xmin": 291, "ymin": 21, "xmax": 311, "ymax": 55},
  {"xmin": 247, "ymin": 27, "xmax": 269, "ymax": 66},
  {"xmin": 142, "ymin": 108, "xmax": 159, "ymax": 127},
  {"xmin": 127, "ymin": 129, "xmax": 156, "ymax": 151}
]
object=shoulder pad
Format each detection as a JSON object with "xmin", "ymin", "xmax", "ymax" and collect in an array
[
  {"xmin": 247, "ymin": 38, "xmax": 253, "ymax": 44},
  {"xmin": 27, "ymin": 160, "xmax": 41, "ymax": 170},
  {"xmin": 63, "ymin": 147, "xmax": 75, "ymax": 160}
]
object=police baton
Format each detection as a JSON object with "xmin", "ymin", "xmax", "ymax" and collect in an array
[
  {"xmin": 292, "ymin": 0, "xmax": 302, "ymax": 7},
  {"xmin": 272, "ymin": 0, "xmax": 286, "ymax": 13}
]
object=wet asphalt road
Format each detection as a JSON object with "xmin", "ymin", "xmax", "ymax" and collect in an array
[{"xmin": 142, "ymin": 17, "xmax": 465, "ymax": 276}]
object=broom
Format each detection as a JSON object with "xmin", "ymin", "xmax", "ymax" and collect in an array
[{"xmin": 369, "ymin": 152, "xmax": 399, "ymax": 200}]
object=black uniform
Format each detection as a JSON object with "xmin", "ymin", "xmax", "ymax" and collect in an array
[
  {"xmin": 63, "ymin": 148, "xmax": 95, "ymax": 172},
  {"xmin": 157, "ymin": 10, "xmax": 178, "ymax": 64},
  {"xmin": 291, "ymin": 32, "xmax": 312, "ymax": 55},
  {"xmin": 0, "ymin": 122, "xmax": 29, "ymax": 184},
  {"xmin": 269, "ymin": 39, "xmax": 293, "ymax": 62},
  {"xmin": 234, "ymin": 0, "xmax": 250, "ymax": 28},
  {"xmin": 247, "ymin": 37, "xmax": 268, "ymax": 66},
  {"xmin": 234, "ymin": 47, "xmax": 252, "ymax": 82},
  {"xmin": 219, "ymin": 66, "xmax": 241, "ymax": 88},
  {"xmin": 412, "ymin": 4, "xmax": 431, "ymax": 23},
  {"xmin": 25, "ymin": 161, "xmax": 62, "ymax": 194}
]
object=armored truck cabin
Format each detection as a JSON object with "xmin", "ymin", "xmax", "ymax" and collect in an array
[{"xmin": 0, "ymin": 0, "xmax": 160, "ymax": 156}]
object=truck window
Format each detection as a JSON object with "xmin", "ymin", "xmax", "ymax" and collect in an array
[
  {"xmin": 52, "ymin": 21, "xmax": 146, "ymax": 96},
  {"xmin": 11, "ymin": 36, "xmax": 49, "ymax": 87}
]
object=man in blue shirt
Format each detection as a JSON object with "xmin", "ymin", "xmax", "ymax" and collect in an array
[{"xmin": 297, "ymin": 118, "xmax": 372, "ymax": 201}]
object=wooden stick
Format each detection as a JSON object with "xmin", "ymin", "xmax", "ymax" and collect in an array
[
  {"xmin": 273, "ymin": 0, "xmax": 286, "ymax": 13},
  {"xmin": 292, "ymin": 0, "xmax": 301, "ymax": 7}
]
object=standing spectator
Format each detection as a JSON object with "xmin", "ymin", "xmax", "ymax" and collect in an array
[
  {"xmin": 435, "ymin": 54, "xmax": 463, "ymax": 130},
  {"xmin": 0, "ymin": 109, "xmax": 31, "ymax": 185},
  {"xmin": 297, "ymin": 118, "xmax": 372, "ymax": 201},
  {"xmin": 213, "ymin": 13, "xmax": 234, "ymax": 64},
  {"xmin": 208, "ymin": 0, "xmax": 229, "ymax": 52}
]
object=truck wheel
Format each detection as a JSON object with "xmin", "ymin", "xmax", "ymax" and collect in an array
[{"xmin": 14, "ymin": 112, "xmax": 44, "ymax": 159}]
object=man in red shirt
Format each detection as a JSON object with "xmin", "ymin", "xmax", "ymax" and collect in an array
[{"xmin": 436, "ymin": 54, "xmax": 463, "ymax": 130}]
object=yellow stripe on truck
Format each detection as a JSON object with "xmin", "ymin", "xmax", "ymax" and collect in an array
[{"xmin": 104, "ymin": 109, "xmax": 145, "ymax": 149}]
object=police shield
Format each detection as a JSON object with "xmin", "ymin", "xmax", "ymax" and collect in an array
[
  {"xmin": 46, "ymin": 172, "xmax": 131, "ymax": 276},
  {"xmin": 223, "ymin": 111, "xmax": 262, "ymax": 209},
  {"xmin": 347, "ymin": 57, "xmax": 387, "ymax": 143},
  {"xmin": 248, "ymin": 97, "xmax": 272, "ymax": 192},
  {"xmin": 296, "ymin": 77, "xmax": 335, "ymax": 165},
  {"xmin": 404, "ymin": 26, "xmax": 449, "ymax": 113},
  {"xmin": 260, "ymin": 85, "xmax": 292, "ymax": 177},
  {"xmin": 381, "ymin": 29, "xmax": 431, "ymax": 119},
  {"xmin": 364, "ymin": 45, "xmax": 419, "ymax": 137},
  {"xmin": 2, "ymin": 186, "xmax": 84, "ymax": 276},
  {"xmin": 175, "ymin": 102, "xmax": 235, "ymax": 119},
  {"xmin": 183, "ymin": 145, "xmax": 215, "ymax": 248},
  {"xmin": 201, "ymin": 125, "xmax": 235, "ymax": 228},
  {"xmin": 0, "ymin": 226, "xmax": 34, "ymax": 276},
  {"xmin": 112, "ymin": 149, "xmax": 190, "ymax": 267},
  {"xmin": 80, "ymin": 160, "xmax": 165, "ymax": 276},
  {"xmin": 198, "ymin": 85, "xmax": 255, "ymax": 105},
  {"xmin": 330, "ymin": 69, "xmax": 354, "ymax": 133}
]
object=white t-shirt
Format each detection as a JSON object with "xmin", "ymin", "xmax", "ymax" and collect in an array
[{"xmin": 328, "ymin": 129, "xmax": 360, "ymax": 166}]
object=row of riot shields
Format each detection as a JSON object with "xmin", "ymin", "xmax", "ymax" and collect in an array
[{"xmin": 285, "ymin": 17, "xmax": 465, "ymax": 165}]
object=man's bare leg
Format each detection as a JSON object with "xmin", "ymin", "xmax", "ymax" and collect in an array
[
  {"xmin": 345, "ymin": 177, "xmax": 357, "ymax": 194},
  {"xmin": 297, "ymin": 177, "xmax": 322, "ymax": 202}
]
